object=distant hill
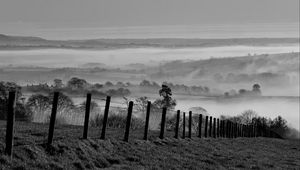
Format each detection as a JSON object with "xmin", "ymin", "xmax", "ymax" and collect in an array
[{"xmin": 0, "ymin": 34, "xmax": 298, "ymax": 50}]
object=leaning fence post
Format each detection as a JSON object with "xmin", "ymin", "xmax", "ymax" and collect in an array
[
  {"xmin": 188, "ymin": 111, "xmax": 192, "ymax": 138},
  {"xmin": 209, "ymin": 116, "xmax": 212, "ymax": 137},
  {"xmin": 182, "ymin": 112, "xmax": 186, "ymax": 139},
  {"xmin": 143, "ymin": 101, "xmax": 151, "ymax": 140},
  {"xmin": 100, "ymin": 96, "xmax": 111, "ymax": 140},
  {"xmin": 5, "ymin": 91, "xmax": 16, "ymax": 157},
  {"xmin": 198, "ymin": 114, "xmax": 202, "ymax": 138},
  {"xmin": 124, "ymin": 101, "xmax": 133, "ymax": 142},
  {"xmin": 175, "ymin": 110, "xmax": 180, "ymax": 139},
  {"xmin": 47, "ymin": 92, "xmax": 59, "ymax": 145},
  {"xmin": 159, "ymin": 107, "xmax": 167, "ymax": 139},
  {"xmin": 83, "ymin": 93, "xmax": 92, "ymax": 139}
]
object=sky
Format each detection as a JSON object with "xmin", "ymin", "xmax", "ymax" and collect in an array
[{"xmin": 0, "ymin": 0, "xmax": 299, "ymax": 39}]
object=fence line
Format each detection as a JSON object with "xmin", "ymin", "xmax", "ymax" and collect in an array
[{"xmin": 3, "ymin": 92, "xmax": 283, "ymax": 159}]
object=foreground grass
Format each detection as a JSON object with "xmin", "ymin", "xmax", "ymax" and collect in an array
[{"xmin": 0, "ymin": 121, "xmax": 299, "ymax": 170}]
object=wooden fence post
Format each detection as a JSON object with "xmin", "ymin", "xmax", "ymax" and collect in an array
[
  {"xmin": 83, "ymin": 93, "xmax": 92, "ymax": 139},
  {"xmin": 175, "ymin": 110, "xmax": 180, "ymax": 139},
  {"xmin": 209, "ymin": 116, "xmax": 212, "ymax": 137},
  {"xmin": 198, "ymin": 114, "xmax": 202, "ymax": 138},
  {"xmin": 233, "ymin": 122, "xmax": 236, "ymax": 138},
  {"xmin": 213, "ymin": 118, "xmax": 216, "ymax": 138},
  {"xmin": 5, "ymin": 91, "xmax": 16, "ymax": 157},
  {"xmin": 230, "ymin": 121, "xmax": 233, "ymax": 138},
  {"xmin": 238, "ymin": 124, "xmax": 241, "ymax": 137},
  {"xmin": 100, "ymin": 96, "xmax": 111, "ymax": 140},
  {"xmin": 229, "ymin": 121, "xmax": 232, "ymax": 138},
  {"xmin": 143, "ymin": 101, "xmax": 151, "ymax": 140},
  {"xmin": 226, "ymin": 121, "xmax": 229, "ymax": 138},
  {"xmin": 217, "ymin": 119, "xmax": 220, "ymax": 138},
  {"xmin": 232, "ymin": 122, "xmax": 235, "ymax": 138},
  {"xmin": 124, "ymin": 101, "xmax": 133, "ymax": 142},
  {"xmin": 204, "ymin": 116, "xmax": 208, "ymax": 138},
  {"xmin": 47, "ymin": 92, "xmax": 59, "ymax": 145},
  {"xmin": 220, "ymin": 120, "xmax": 224, "ymax": 138},
  {"xmin": 188, "ymin": 111, "xmax": 192, "ymax": 138},
  {"xmin": 222, "ymin": 120, "xmax": 225, "ymax": 137},
  {"xmin": 159, "ymin": 108, "xmax": 167, "ymax": 139},
  {"xmin": 182, "ymin": 112, "xmax": 186, "ymax": 139}
]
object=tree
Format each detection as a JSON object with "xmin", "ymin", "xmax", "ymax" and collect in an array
[
  {"xmin": 252, "ymin": 83, "xmax": 262, "ymax": 95},
  {"xmin": 134, "ymin": 96, "xmax": 149, "ymax": 116},
  {"xmin": 239, "ymin": 110, "xmax": 258, "ymax": 124},
  {"xmin": 270, "ymin": 116, "xmax": 288, "ymax": 137},
  {"xmin": 152, "ymin": 98, "xmax": 177, "ymax": 112},
  {"xmin": 158, "ymin": 84, "xmax": 175, "ymax": 111},
  {"xmin": 26, "ymin": 94, "xmax": 51, "ymax": 122},
  {"xmin": 239, "ymin": 89, "xmax": 247, "ymax": 95},
  {"xmin": 140, "ymin": 80, "xmax": 151, "ymax": 86},
  {"xmin": 105, "ymin": 81, "xmax": 114, "ymax": 87},
  {"xmin": 67, "ymin": 77, "xmax": 89, "ymax": 90},
  {"xmin": 53, "ymin": 79, "xmax": 64, "ymax": 89}
]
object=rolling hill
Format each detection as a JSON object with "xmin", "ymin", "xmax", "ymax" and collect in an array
[{"xmin": 0, "ymin": 34, "xmax": 298, "ymax": 50}]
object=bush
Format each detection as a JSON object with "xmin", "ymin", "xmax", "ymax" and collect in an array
[{"xmin": 90, "ymin": 113, "xmax": 144, "ymax": 130}]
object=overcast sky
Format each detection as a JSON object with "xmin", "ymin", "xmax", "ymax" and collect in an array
[{"xmin": 0, "ymin": 0, "xmax": 299, "ymax": 39}]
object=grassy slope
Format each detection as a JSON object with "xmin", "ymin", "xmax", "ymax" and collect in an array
[{"xmin": 0, "ymin": 121, "xmax": 299, "ymax": 170}]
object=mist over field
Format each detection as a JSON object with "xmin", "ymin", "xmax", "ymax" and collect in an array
[
  {"xmin": 1, "ymin": 38, "xmax": 298, "ymax": 130},
  {"xmin": 0, "ymin": 45, "xmax": 298, "ymax": 67}
]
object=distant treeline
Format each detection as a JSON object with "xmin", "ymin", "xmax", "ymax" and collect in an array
[{"xmin": 23, "ymin": 77, "xmax": 212, "ymax": 96}]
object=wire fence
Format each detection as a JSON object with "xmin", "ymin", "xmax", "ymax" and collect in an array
[{"xmin": 2, "ymin": 91, "xmax": 283, "ymax": 159}]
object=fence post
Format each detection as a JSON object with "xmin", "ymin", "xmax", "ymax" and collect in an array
[
  {"xmin": 232, "ymin": 122, "xmax": 234, "ymax": 138},
  {"xmin": 47, "ymin": 92, "xmax": 59, "ymax": 146},
  {"xmin": 254, "ymin": 124, "xmax": 257, "ymax": 137},
  {"xmin": 5, "ymin": 91, "xmax": 16, "ymax": 157},
  {"xmin": 100, "ymin": 96, "xmax": 111, "ymax": 140},
  {"xmin": 222, "ymin": 120, "xmax": 225, "ymax": 137},
  {"xmin": 83, "ymin": 93, "xmax": 92, "ymax": 139},
  {"xmin": 198, "ymin": 114, "xmax": 202, "ymax": 138},
  {"xmin": 230, "ymin": 121, "xmax": 233, "ymax": 138},
  {"xmin": 159, "ymin": 107, "xmax": 167, "ymax": 139},
  {"xmin": 209, "ymin": 116, "xmax": 212, "ymax": 137},
  {"xmin": 175, "ymin": 110, "xmax": 180, "ymax": 139},
  {"xmin": 217, "ymin": 119, "xmax": 220, "ymax": 138},
  {"xmin": 229, "ymin": 121, "xmax": 232, "ymax": 138},
  {"xmin": 220, "ymin": 119, "xmax": 222, "ymax": 138},
  {"xmin": 213, "ymin": 118, "xmax": 216, "ymax": 138},
  {"xmin": 182, "ymin": 112, "xmax": 186, "ymax": 139},
  {"xmin": 204, "ymin": 116, "xmax": 208, "ymax": 138},
  {"xmin": 226, "ymin": 121, "xmax": 229, "ymax": 138},
  {"xmin": 238, "ymin": 124, "xmax": 241, "ymax": 137},
  {"xmin": 233, "ymin": 123, "xmax": 237, "ymax": 138},
  {"xmin": 143, "ymin": 101, "xmax": 151, "ymax": 140},
  {"xmin": 188, "ymin": 111, "xmax": 192, "ymax": 138},
  {"xmin": 124, "ymin": 101, "xmax": 133, "ymax": 142}
]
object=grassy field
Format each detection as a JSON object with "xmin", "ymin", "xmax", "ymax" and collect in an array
[{"xmin": 0, "ymin": 120, "xmax": 299, "ymax": 170}]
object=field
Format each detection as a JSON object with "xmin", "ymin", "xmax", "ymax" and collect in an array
[{"xmin": 0, "ymin": 121, "xmax": 299, "ymax": 170}]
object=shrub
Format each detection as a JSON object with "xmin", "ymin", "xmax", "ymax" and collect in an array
[{"xmin": 90, "ymin": 113, "xmax": 144, "ymax": 130}]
